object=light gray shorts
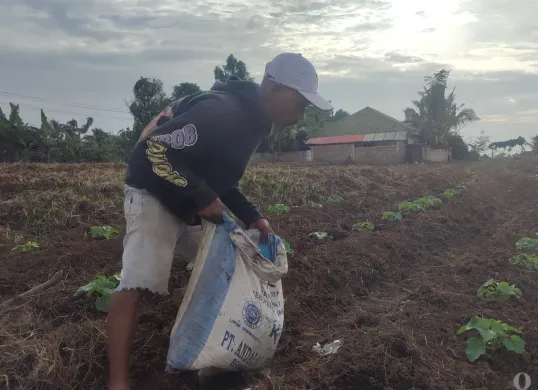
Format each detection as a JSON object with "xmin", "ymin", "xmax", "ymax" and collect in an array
[{"xmin": 117, "ymin": 185, "xmax": 202, "ymax": 295}]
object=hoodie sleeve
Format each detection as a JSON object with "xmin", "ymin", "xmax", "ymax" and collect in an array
[
  {"xmin": 142, "ymin": 97, "xmax": 236, "ymax": 212},
  {"xmin": 220, "ymin": 184, "xmax": 263, "ymax": 226}
]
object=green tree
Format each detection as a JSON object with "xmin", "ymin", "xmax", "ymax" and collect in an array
[
  {"xmin": 404, "ymin": 69, "xmax": 480, "ymax": 148},
  {"xmin": 333, "ymin": 109, "xmax": 350, "ymax": 121},
  {"xmin": 128, "ymin": 77, "xmax": 171, "ymax": 138},
  {"xmin": 0, "ymin": 103, "xmax": 30, "ymax": 161},
  {"xmin": 446, "ymin": 133, "xmax": 470, "ymax": 160},
  {"xmin": 468, "ymin": 131, "xmax": 490, "ymax": 154},
  {"xmin": 171, "ymin": 82, "xmax": 201, "ymax": 100},
  {"xmin": 214, "ymin": 54, "xmax": 254, "ymax": 81},
  {"xmin": 489, "ymin": 136, "xmax": 528, "ymax": 153}
]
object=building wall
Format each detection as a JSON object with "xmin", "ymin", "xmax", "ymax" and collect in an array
[
  {"xmin": 423, "ymin": 146, "xmax": 451, "ymax": 163},
  {"xmin": 311, "ymin": 144, "xmax": 354, "ymax": 163},
  {"xmin": 250, "ymin": 150, "xmax": 311, "ymax": 163},
  {"xmin": 353, "ymin": 141, "xmax": 406, "ymax": 165}
]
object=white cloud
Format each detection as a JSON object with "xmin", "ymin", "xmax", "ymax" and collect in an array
[{"xmin": 0, "ymin": 0, "xmax": 536, "ymax": 142}]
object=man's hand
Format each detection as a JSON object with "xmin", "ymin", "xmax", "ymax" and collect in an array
[
  {"xmin": 249, "ymin": 218, "xmax": 272, "ymax": 243},
  {"xmin": 198, "ymin": 199, "xmax": 224, "ymax": 224}
]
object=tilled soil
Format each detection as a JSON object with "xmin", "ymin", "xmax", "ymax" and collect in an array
[{"xmin": 1, "ymin": 157, "xmax": 537, "ymax": 390}]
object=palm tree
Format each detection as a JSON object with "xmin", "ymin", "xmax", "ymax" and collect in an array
[{"xmin": 404, "ymin": 69, "xmax": 479, "ymax": 148}]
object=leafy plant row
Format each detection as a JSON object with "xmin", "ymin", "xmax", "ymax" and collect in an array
[
  {"xmin": 457, "ymin": 236, "xmax": 537, "ymax": 361},
  {"xmin": 12, "ymin": 225, "xmax": 120, "ymax": 253},
  {"xmin": 457, "ymin": 222, "xmax": 537, "ymax": 361}
]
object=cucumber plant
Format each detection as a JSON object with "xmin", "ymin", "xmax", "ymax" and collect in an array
[
  {"xmin": 267, "ymin": 203, "xmax": 291, "ymax": 214},
  {"xmin": 382, "ymin": 211, "xmax": 403, "ymax": 222},
  {"xmin": 282, "ymin": 239, "xmax": 295, "ymax": 257},
  {"xmin": 477, "ymin": 279, "xmax": 521, "ymax": 299},
  {"xmin": 457, "ymin": 316, "xmax": 525, "ymax": 362},
  {"xmin": 76, "ymin": 274, "xmax": 120, "ymax": 312},
  {"xmin": 352, "ymin": 221, "xmax": 375, "ymax": 231},
  {"xmin": 327, "ymin": 195, "xmax": 344, "ymax": 203},
  {"xmin": 414, "ymin": 196, "xmax": 442, "ymax": 209},
  {"xmin": 510, "ymin": 254, "xmax": 538, "ymax": 271},
  {"xmin": 90, "ymin": 226, "xmax": 119, "ymax": 240},
  {"xmin": 398, "ymin": 201, "xmax": 425, "ymax": 216},
  {"xmin": 12, "ymin": 241, "xmax": 40, "ymax": 252}
]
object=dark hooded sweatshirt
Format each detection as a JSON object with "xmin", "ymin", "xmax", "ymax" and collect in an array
[{"xmin": 124, "ymin": 76, "xmax": 272, "ymax": 226}]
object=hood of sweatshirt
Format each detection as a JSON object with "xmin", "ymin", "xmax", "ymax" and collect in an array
[{"xmin": 211, "ymin": 76, "xmax": 271, "ymax": 131}]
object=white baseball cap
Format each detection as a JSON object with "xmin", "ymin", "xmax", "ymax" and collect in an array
[{"xmin": 264, "ymin": 53, "xmax": 333, "ymax": 111}]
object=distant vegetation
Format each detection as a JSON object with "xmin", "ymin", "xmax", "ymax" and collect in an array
[
  {"xmin": 1, "ymin": 55, "xmax": 535, "ymax": 163},
  {"xmin": 0, "ymin": 54, "xmax": 348, "ymax": 163}
]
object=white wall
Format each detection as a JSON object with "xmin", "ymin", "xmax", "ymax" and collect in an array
[{"xmin": 424, "ymin": 146, "xmax": 451, "ymax": 162}]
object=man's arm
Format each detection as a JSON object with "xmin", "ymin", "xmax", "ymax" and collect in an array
[{"xmin": 220, "ymin": 184, "xmax": 263, "ymax": 227}]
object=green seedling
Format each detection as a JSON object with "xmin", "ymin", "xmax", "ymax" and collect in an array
[
  {"xmin": 515, "ymin": 237, "xmax": 538, "ymax": 253},
  {"xmin": 308, "ymin": 231, "xmax": 332, "ymax": 240},
  {"xmin": 267, "ymin": 203, "xmax": 291, "ymax": 214},
  {"xmin": 398, "ymin": 201, "xmax": 425, "ymax": 216},
  {"xmin": 414, "ymin": 196, "xmax": 442, "ymax": 209},
  {"xmin": 308, "ymin": 201, "xmax": 324, "ymax": 208},
  {"xmin": 282, "ymin": 239, "xmax": 295, "ymax": 257},
  {"xmin": 76, "ymin": 274, "xmax": 120, "ymax": 312},
  {"xmin": 382, "ymin": 211, "xmax": 403, "ymax": 222},
  {"xmin": 90, "ymin": 226, "xmax": 119, "ymax": 240},
  {"xmin": 457, "ymin": 316, "xmax": 525, "ymax": 362},
  {"xmin": 510, "ymin": 254, "xmax": 538, "ymax": 271},
  {"xmin": 443, "ymin": 188, "xmax": 459, "ymax": 199},
  {"xmin": 327, "ymin": 195, "xmax": 344, "ymax": 203},
  {"xmin": 477, "ymin": 279, "xmax": 521, "ymax": 299},
  {"xmin": 352, "ymin": 222, "xmax": 375, "ymax": 231},
  {"xmin": 455, "ymin": 184, "xmax": 468, "ymax": 191},
  {"xmin": 465, "ymin": 169, "xmax": 478, "ymax": 184},
  {"xmin": 12, "ymin": 241, "xmax": 40, "ymax": 252}
]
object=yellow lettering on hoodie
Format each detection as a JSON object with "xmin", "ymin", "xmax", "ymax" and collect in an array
[{"xmin": 146, "ymin": 137, "xmax": 187, "ymax": 187}]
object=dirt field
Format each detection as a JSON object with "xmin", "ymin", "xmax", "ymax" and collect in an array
[{"xmin": 1, "ymin": 157, "xmax": 537, "ymax": 390}]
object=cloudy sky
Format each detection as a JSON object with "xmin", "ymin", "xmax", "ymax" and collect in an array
[{"xmin": 0, "ymin": 0, "xmax": 536, "ymax": 142}]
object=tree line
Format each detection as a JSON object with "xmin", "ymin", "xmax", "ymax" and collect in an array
[
  {"xmin": 0, "ymin": 54, "xmax": 349, "ymax": 162},
  {"xmin": 1, "ymin": 54, "xmax": 536, "ymax": 163}
]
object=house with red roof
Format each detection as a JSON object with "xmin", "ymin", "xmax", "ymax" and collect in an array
[{"xmin": 306, "ymin": 106, "xmax": 449, "ymax": 164}]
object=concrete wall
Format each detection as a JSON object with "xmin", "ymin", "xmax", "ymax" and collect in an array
[
  {"xmin": 311, "ymin": 144, "xmax": 354, "ymax": 163},
  {"xmin": 250, "ymin": 150, "xmax": 311, "ymax": 163},
  {"xmin": 250, "ymin": 143, "xmax": 451, "ymax": 165},
  {"xmin": 311, "ymin": 141, "xmax": 405, "ymax": 165},
  {"xmin": 353, "ymin": 141, "xmax": 406, "ymax": 165},
  {"xmin": 423, "ymin": 146, "xmax": 451, "ymax": 163}
]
